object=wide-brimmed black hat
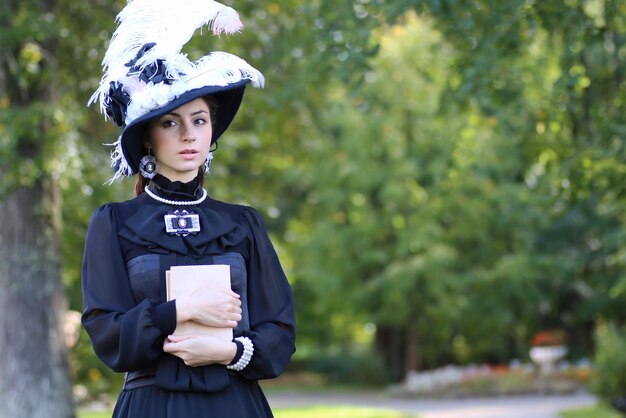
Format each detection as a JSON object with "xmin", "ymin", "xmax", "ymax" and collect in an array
[{"xmin": 89, "ymin": 0, "xmax": 263, "ymax": 182}]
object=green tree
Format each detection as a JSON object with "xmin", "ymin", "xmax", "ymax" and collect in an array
[
  {"xmin": 289, "ymin": 0, "xmax": 626, "ymax": 381},
  {"xmin": 411, "ymin": 0, "xmax": 626, "ymax": 357}
]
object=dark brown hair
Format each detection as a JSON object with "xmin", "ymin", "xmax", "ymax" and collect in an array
[{"xmin": 134, "ymin": 95, "xmax": 218, "ymax": 196}]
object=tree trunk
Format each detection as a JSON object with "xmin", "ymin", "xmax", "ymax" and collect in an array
[
  {"xmin": 404, "ymin": 321, "xmax": 422, "ymax": 372},
  {"xmin": 0, "ymin": 0, "xmax": 74, "ymax": 411},
  {"xmin": 0, "ymin": 180, "xmax": 75, "ymax": 417},
  {"xmin": 375, "ymin": 325, "xmax": 405, "ymax": 382}
]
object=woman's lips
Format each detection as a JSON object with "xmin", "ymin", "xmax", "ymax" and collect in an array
[{"xmin": 179, "ymin": 149, "xmax": 198, "ymax": 160}]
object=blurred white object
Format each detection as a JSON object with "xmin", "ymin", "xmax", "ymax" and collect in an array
[{"xmin": 529, "ymin": 345, "xmax": 567, "ymax": 374}]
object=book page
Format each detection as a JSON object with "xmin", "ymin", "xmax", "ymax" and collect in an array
[{"xmin": 167, "ymin": 264, "xmax": 233, "ymax": 341}]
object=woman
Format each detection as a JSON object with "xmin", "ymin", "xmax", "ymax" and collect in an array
[{"xmin": 81, "ymin": 1, "xmax": 295, "ymax": 417}]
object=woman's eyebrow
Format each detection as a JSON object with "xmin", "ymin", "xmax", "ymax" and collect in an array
[{"xmin": 164, "ymin": 109, "xmax": 209, "ymax": 118}]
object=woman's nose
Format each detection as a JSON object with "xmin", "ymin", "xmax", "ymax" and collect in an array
[{"xmin": 181, "ymin": 124, "xmax": 196, "ymax": 142}]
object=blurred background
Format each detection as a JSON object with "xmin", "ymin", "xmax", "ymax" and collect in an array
[{"xmin": 2, "ymin": 0, "xmax": 626, "ymax": 416}]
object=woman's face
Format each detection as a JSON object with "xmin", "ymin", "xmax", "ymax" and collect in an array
[{"xmin": 147, "ymin": 97, "xmax": 213, "ymax": 183}]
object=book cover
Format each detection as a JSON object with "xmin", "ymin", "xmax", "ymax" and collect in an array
[{"xmin": 166, "ymin": 264, "xmax": 233, "ymax": 341}]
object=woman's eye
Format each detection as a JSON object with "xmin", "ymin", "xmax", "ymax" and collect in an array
[
  {"xmin": 162, "ymin": 120, "xmax": 177, "ymax": 128},
  {"xmin": 195, "ymin": 118, "xmax": 207, "ymax": 125}
]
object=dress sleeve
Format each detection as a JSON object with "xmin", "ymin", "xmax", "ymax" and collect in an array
[
  {"xmin": 238, "ymin": 208, "xmax": 296, "ymax": 380},
  {"xmin": 81, "ymin": 204, "xmax": 176, "ymax": 372}
]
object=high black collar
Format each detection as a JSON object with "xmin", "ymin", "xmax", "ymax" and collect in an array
[{"xmin": 147, "ymin": 173, "xmax": 203, "ymax": 202}]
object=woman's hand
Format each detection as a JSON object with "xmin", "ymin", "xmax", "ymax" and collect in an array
[
  {"xmin": 163, "ymin": 334, "xmax": 237, "ymax": 367},
  {"xmin": 175, "ymin": 289, "xmax": 242, "ymax": 328}
]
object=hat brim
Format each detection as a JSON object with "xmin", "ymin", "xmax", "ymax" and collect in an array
[{"xmin": 120, "ymin": 79, "xmax": 249, "ymax": 175}]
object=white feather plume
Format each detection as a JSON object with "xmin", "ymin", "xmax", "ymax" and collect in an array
[
  {"xmin": 89, "ymin": 0, "xmax": 244, "ymax": 111},
  {"xmin": 105, "ymin": 136, "xmax": 133, "ymax": 184},
  {"xmin": 105, "ymin": 0, "xmax": 242, "ymax": 69}
]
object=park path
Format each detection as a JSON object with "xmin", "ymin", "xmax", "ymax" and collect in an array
[{"xmin": 265, "ymin": 390, "xmax": 598, "ymax": 418}]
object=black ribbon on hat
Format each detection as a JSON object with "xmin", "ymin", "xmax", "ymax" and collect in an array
[
  {"xmin": 126, "ymin": 42, "xmax": 178, "ymax": 85},
  {"xmin": 102, "ymin": 43, "xmax": 183, "ymax": 128},
  {"xmin": 104, "ymin": 81, "xmax": 131, "ymax": 127}
]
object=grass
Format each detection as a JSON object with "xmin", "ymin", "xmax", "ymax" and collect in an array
[
  {"xmin": 82, "ymin": 399, "xmax": 626, "ymax": 418},
  {"xmin": 78, "ymin": 412, "xmax": 111, "ymax": 418},
  {"xmin": 78, "ymin": 406, "xmax": 415, "ymax": 418},
  {"xmin": 560, "ymin": 405, "xmax": 622, "ymax": 418},
  {"xmin": 274, "ymin": 406, "xmax": 414, "ymax": 418}
]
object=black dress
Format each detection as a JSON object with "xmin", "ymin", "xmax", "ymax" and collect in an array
[{"xmin": 81, "ymin": 176, "xmax": 296, "ymax": 417}]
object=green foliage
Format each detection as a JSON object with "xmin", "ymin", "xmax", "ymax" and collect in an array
[
  {"xmin": 592, "ymin": 322, "xmax": 626, "ymax": 404},
  {"xmin": 288, "ymin": 0, "xmax": 626, "ymax": 378},
  {"xmin": 304, "ymin": 347, "xmax": 389, "ymax": 386},
  {"xmin": 289, "ymin": 11, "xmax": 545, "ymax": 368}
]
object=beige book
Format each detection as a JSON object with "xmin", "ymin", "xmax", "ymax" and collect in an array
[{"xmin": 166, "ymin": 264, "xmax": 233, "ymax": 341}]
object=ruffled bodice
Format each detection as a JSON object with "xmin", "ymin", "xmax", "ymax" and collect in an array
[{"xmin": 119, "ymin": 196, "xmax": 248, "ymax": 257}]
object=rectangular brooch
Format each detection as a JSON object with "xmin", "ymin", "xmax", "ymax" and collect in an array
[{"xmin": 164, "ymin": 210, "xmax": 201, "ymax": 236}]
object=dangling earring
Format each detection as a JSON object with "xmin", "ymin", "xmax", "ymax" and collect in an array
[
  {"xmin": 139, "ymin": 148, "xmax": 158, "ymax": 179},
  {"xmin": 204, "ymin": 151, "xmax": 214, "ymax": 175}
]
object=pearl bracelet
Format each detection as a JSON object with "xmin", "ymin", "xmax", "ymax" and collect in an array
[{"xmin": 227, "ymin": 336, "xmax": 254, "ymax": 371}]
